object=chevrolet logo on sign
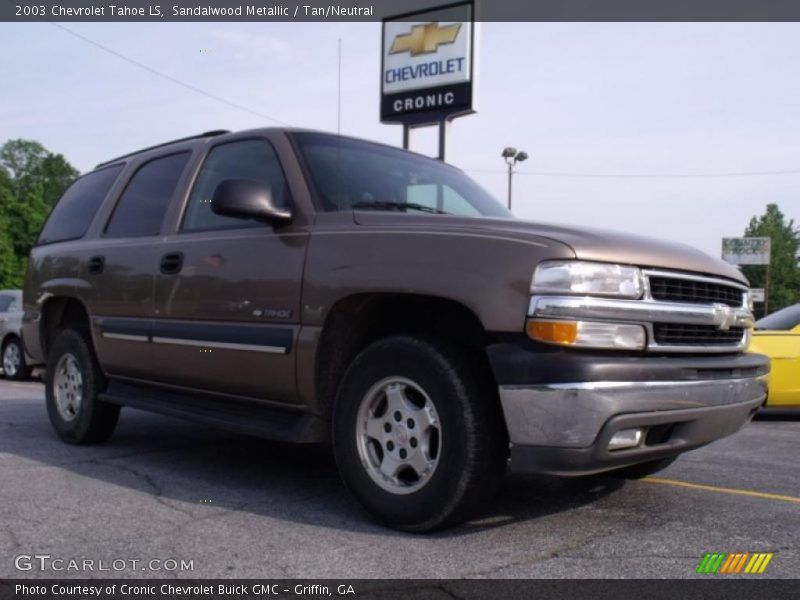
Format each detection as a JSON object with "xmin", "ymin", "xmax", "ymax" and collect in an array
[
  {"xmin": 389, "ymin": 22, "xmax": 461, "ymax": 57},
  {"xmin": 380, "ymin": 3, "xmax": 474, "ymax": 125}
]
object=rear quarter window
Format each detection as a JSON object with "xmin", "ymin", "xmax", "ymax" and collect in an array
[
  {"xmin": 38, "ymin": 165, "xmax": 124, "ymax": 245},
  {"xmin": 105, "ymin": 152, "xmax": 190, "ymax": 237}
]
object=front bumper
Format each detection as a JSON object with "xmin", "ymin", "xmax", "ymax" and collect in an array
[{"xmin": 488, "ymin": 343, "xmax": 769, "ymax": 475}]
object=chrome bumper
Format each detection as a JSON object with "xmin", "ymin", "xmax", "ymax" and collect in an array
[{"xmin": 499, "ymin": 375, "xmax": 768, "ymax": 475}]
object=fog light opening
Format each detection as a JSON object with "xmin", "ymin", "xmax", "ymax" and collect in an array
[
  {"xmin": 645, "ymin": 423, "xmax": 675, "ymax": 446},
  {"xmin": 608, "ymin": 428, "xmax": 644, "ymax": 451}
]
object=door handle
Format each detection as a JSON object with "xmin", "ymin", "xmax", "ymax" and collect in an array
[
  {"xmin": 160, "ymin": 252, "xmax": 184, "ymax": 275},
  {"xmin": 87, "ymin": 255, "xmax": 105, "ymax": 274}
]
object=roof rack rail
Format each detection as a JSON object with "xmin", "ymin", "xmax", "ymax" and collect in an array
[{"xmin": 95, "ymin": 129, "xmax": 230, "ymax": 168}]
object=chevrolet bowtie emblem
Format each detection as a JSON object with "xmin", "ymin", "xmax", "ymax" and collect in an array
[
  {"xmin": 712, "ymin": 304, "xmax": 739, "ymax": 331},
  {"xmin": 389, "ymin": 22, "xmax": 461, "ymax": 57}
]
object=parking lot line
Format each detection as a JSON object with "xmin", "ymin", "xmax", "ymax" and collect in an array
[{"xmin": 643, "ymin": 477, "xmax": 800, "ymax": 504}]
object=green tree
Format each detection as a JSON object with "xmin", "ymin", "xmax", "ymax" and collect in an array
[
  {"xmin": 0, "ymin": 171, "xmax": 19, "ymax": 287},
  {"xmin": 741, "ymin": 203, "xmax": 800, "ymax": 316},
  {"xmin": 0, "ymin": 139, "xmax": 78, "ymax": 207},
  {"xmin": 0, "ymin": 139, "xmax": 79, "ymax": 288},
  {"xmin": 2, "ymin": 182, "xmax": 50, "ymax": 259}
]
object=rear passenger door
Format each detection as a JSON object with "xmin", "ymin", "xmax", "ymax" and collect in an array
[
  {"xmin": 86, "ymin": 152, "xmax": 191, "ymax": 381},
  {"xmin": 149, "ymin": 137, "xmax": 308, "ymax": 404}
]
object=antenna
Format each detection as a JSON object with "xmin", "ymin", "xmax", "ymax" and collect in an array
[{"xmin": 337, "ymin": 38, "xmax": 342, "ymax": 135}]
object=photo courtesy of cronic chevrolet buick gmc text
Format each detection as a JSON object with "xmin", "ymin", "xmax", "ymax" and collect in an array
[{"xmin": 22, "ymin": 129, "xmax": 769, "ymax": 531}]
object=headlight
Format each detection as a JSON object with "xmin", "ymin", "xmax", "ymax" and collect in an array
[{"xmin": 531, "ymin": 261, "xmax": 644, "ymax": 299}]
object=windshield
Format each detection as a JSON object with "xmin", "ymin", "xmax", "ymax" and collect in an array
[
  {"xmin": 292, "ymin": 132, "xmax": 511, "ymax": 218},
  {"xmin": 755, "ymin": 304, "xmax": 800, "ymax": 331}
]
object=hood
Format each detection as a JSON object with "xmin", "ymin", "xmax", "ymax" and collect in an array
[{"xmin": 353, "ymin": 211, "xmax": 747, "ymax": 285}]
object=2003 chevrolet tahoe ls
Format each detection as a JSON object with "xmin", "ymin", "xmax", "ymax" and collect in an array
[{"xmin": 21, "ymin": 129, "xmax": 769, "ymax": 530}]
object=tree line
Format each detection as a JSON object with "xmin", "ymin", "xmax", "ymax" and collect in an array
[
  {"xmin": 740, "ymin": 204, "xmax": 800, "ymax": 317},
  {"xmin": 0, "ymin": 138, "xmax": 798, "ymax": 315},
  {"xmin": 0, "ymin": 139, "xmax": 78, "ymax": 288}
]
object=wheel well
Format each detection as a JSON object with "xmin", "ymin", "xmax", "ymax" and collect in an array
[
  {"xmin": 315, "ymin": 293, "xmax": 495, "ymax": 418},
  {"xmin": 40, "ymin": 297, "xmax": 92, "ymax": 361},
  {"xmin": 1, "ymin": 333, "xmax": 20, "ymax": 351}
]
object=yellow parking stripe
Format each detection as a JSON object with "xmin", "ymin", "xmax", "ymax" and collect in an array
[{"xmin": 643, "ymin": 477, "xmax": 800, "ymax": 504}]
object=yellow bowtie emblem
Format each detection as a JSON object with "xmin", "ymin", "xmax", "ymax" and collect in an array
[{"xmin": 390, "ymin": 22, "xmax": 461, "ymax": 57}]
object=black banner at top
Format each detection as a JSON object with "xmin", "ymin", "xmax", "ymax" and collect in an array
[{"xmin": 3, "ymin": 0, "xmax": 800, "ymax": 22}]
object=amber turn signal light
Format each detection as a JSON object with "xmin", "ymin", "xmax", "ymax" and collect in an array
[{"xmin": 526, "ymin": 320, "xmax": 578, "ymax": 345}]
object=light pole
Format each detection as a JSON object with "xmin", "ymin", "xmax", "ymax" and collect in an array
[{"xmin": 502, "ymin": 147, "xmax": 528, "ymax": 211}]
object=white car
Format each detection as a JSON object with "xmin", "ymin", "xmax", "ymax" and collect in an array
[{"xmin": 0, "ymin": 290, "xmax": 40, "ymax": 380}]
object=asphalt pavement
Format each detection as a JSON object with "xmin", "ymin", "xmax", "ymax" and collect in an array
[{"xmin": 0, "ymin": 378, "xmax": 797, "ymax": 579}]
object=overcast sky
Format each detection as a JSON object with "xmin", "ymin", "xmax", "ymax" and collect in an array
[{"xmin": 1, "ymin": 21, "xmax": 798, "ymax": 257}]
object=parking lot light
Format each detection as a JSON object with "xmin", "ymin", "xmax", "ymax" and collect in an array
[{"xmin": 502, "ymin": 146, "xmax": 529, "ymax": 211}]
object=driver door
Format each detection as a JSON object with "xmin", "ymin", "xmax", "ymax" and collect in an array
[{"xmin": 149, "ymin": 137, "xmax": 309, "ymax": 404}]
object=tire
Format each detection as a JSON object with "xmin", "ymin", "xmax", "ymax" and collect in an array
[
  {"xmin": 45, "ymin": 329, "xmax": 120, "ymax": 444},
  {"xmin": 2, "ymin": 337, "xmax": 31, "ymax": 380},
  {"xmin": 332, "ymin": 335, "xmax": 508, "ymax": 532},
  {"xmin": 611, "ymin": 457, "xmax": 677, "ymax": 479}
]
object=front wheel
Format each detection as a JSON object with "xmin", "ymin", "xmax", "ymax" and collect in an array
[
  {"xmin": 2, "ymin": 337, "xmax": 31, "ymax": 380},
  {"xmin": 332, "ymin": 336, "xmax": 507, "ymax": 532},
  {"xmin": 45, "ymin": 329, "xmax": 120, "ymax": 444}
]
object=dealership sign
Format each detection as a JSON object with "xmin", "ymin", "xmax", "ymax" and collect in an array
[
  {"xmin": 721, "ymin": 237, "xmax": 771, "ymax": 265},
  {"xmin": 381, "ymin": 2, "xmax": 475, "ymax": 125}
]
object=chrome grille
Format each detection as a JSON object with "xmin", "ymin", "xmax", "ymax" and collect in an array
[
  {"xmin": 648, "ymin": 275, "xmax": 744, "ymax": 307},
  {"xmin": 529, "ymin": 269, "xmax": 754, "ymax": 354},
  {"xmin": 653, "ymin": 324, "xmax": 746, "ymax": 346}
]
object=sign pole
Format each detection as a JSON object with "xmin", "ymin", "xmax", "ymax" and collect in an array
[
  {"xmin": 438, "ymin": 120, "xmax": 449, "ymax": 161},
  {"xmin": 507, "ymin": 161, "xmax": 513, "ymax": 210},
  {"xmin": 403, "ymin": 125, "xmax": 411, "ymax": 150}
]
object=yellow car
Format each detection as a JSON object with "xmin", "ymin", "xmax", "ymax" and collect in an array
[{"xmin": 749, "ymin": 304, "xmax": 800, "ymax": 408}]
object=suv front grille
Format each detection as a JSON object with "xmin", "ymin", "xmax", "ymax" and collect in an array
[
  {"xmin": 649, "ymin": 276, "xmax": 744, "ymax": 307},
  {"xmin": 653, "ymin": 323, "xmax": 745, "ymax": 346}
]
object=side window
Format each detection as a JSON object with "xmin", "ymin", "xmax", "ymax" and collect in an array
[
  {"xmin": 105, "ymin": 152, "xmax": 190, "ymax": 237},
  {"xmin": 0, "ymin": 295, "xmax": 13, "ymax": 313},
  {"xmin": 38, "ymin": 165, "xmax": 123, "ymax": 245},
  {"xmin": 182, "ymin": 140, "xmax": 289, "ymax": 232}
]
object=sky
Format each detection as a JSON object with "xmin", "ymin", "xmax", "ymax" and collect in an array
[{"xmin": 1, "ymin": 21, "xmax": 799, "ymax": 257}]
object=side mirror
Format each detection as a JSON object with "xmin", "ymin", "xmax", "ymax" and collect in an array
[{"xmin": 211, "ymin": 179, "xmax": 292, "ymax": 223}]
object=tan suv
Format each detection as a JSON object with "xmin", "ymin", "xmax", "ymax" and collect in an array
[{"xmin": 22, "ymin": 129, "xmax": 768, "ymax": 531}]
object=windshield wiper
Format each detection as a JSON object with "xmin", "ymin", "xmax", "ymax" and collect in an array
[{"xmin": 352, "ymin": 201, "xmax": 448, "ymax": 215}]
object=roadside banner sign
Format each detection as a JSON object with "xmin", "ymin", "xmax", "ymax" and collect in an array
[
  {"xmin": 722, "ymin": 237, "xmax": 771, "ymax": 265},
  {"xmin": 381, "ymin": 2, "xmax": 475, "ymax": 125}
]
